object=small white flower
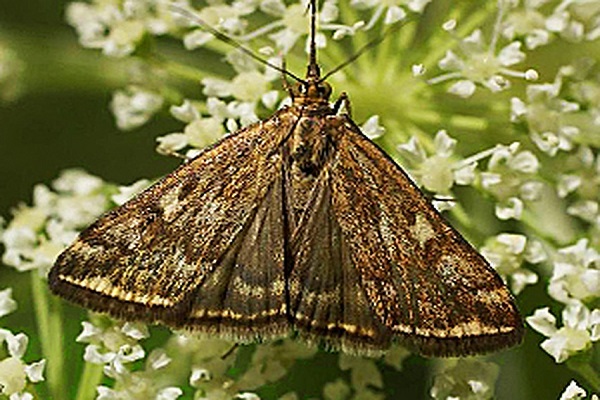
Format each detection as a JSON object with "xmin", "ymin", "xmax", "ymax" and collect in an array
[
  {"xmin": 548, "ymin": 239, "xmax": 600, "ymax": 304},
  {"xmin": 559, "ymin": 380, "xmax": 587, "ymax": 400},
  {"xmin": 96, "ymin": 386, "xmax": 117, "ymax": 400},
  {"xmin": 156, "ymin": 387, "xmax": 183, "ymax": 400},
  {"xmin": 170, "ymin": 100, "xmax": 201, "ymax": 123},
  {"xmin": 361, "ymin": 115, "xmax": 385, "ymax": 139},
  {"xmin": 412, "ymin": 64, "xmax": 426, "ymax": 76},
  {"xmin": 111, "ymin": 179, "xmax": 151, "ymax": 206},
  {"xmin": 430, "ymin": 14, "xmax": 537, "ymax": 97},
  {"xmin": 448, "ymin": 80, "xmax": 476, "ymax": 98},
  {"xmin": 121, "ymin": 322, "xmax": 149, "ymax": 341},
  {"xmin": 481, "ymin": 233, "xmax": 542, "ymax": 294},
  {"xmin": 496, "ymin": 196, "xmax": 524, "ymax": 220},
  {"xmin": 0, "ymin": 288, "xmax": 17, "ymax": 318},
  {"xmin": 24, "ymin": 360, "xmax": 46, "ymax": 383},
  {"xmin": 352, "ymin": 0, "xmax": 430, "ymax": 31},
  {"xmin": 0, "ymin": 330, "xmax": 45, "ymax": 397},
  {"xmin": 397, "ymin": 130, "xmax": 476, "ymax": 196},
  {"xmin": 481, "ymin": 144, "xmax": 542, "ymax": 220},
  {"xmin": 111, "ymin": 86, "xmax": 163, "ymax": 131},
  {"xmin": 527, "ymin": 302, "xmax": 600, "ymax": 363},
  {"xmin": 236, "ymin": 393, "xmax": 260, "ymax": 400},
  {"xmin": 0, "ymin": 356, "xmax": 27, "ymax": 395},
  {"xmin": 189, "ymin": 367, "xmax": 211, "ymax": 387},
  {"xmin": 146, "ymin": 349, "xmax": 171, "ymax": 371}
]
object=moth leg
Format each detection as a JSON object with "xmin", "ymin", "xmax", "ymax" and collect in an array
[
  {"xmin": 333, "ymin": 92, "xmax": 351, "ymax": 117},
  {"xmin": 220, "ymin": 343, "xmax": 239, "ymax": 360},
  {"xmin": 281, "ymin": 57, "xmax": 294, "ymax": 98},
  {"xmin": 157, "ymin": 147, "xmax": 192, "ymax": 162}
]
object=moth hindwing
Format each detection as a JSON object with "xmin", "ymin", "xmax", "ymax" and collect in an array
[{"xmin": 49, "ymin": 0, "xmax": 523, "ymax": 357}]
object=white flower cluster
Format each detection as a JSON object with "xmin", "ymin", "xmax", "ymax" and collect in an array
[
  {"xmin": 0, "ymin": 170, "xmax": 149, "ymax": 275},
  {"xmin": 171, "ymin": 335, "xmax": 317, "ymax": 399},
  {"xmin": 527, "ymin": 239, "xmax": 600, "ymax": 363},
  {"xmin": 111, "ymin": 86, "xmax": 164, "ymax": 131},
  {"xmin": 511, "ymin": 66, "xmax": 582, "ymax": 157},
  {"xmin": 322, "ymin": 345, "xmax": 409, "ymax": 400},
  {"xmin": 1, "ymin": 170, "xmax": 109, "ymax": 274},
  {"xmin": 0, "ymin": 289, "xmax": 46, "ymax": 400},
  {"xmin": 502, "ymin": 0, "xmax": 600, "ymax": 49},
  {"xmin": 559, "ymin": 380, "xmax": 599, "ymax": 400},
  {"xmin": 396, "ymin": 130, "xmax": 542, "ymax": 218},
  {"xmin": 77, "ymin": 319, "xmax": 183, "ymax": 400},
  {"xmin": 481, "ymin": 142, "xmax": 542, "ymax": 221},
  {"xmin": 397, "ymin": 130, "xmax": 478, "ymax": 198},
  {"xmin": 481, "ymin": 233, "xmax": 545, "ymax": 294},
  {"xmin": 66, "ymin": 0, "xmax": 188, "ymax": 57},
  {"xmin": 428, "ymin": 0, "xmax": 539, "ymax": 99}
]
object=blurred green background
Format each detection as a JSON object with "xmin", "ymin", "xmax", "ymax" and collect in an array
[{"xmin": 0, "ymin": 1, "xmax": 593, "ymax": 399}]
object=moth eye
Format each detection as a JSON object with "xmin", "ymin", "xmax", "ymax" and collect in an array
[{"xmin": 319, "ymin": 82, "xmax": 332, "ymax": 97}]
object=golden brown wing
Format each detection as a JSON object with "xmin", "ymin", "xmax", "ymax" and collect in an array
[
  {"xmin": 49, "ymin": 108, "xmax": 295, "ymax": 334},
  {"xmin": 288, "ymin": 115, "xmax": 523, "ymax": 357}
]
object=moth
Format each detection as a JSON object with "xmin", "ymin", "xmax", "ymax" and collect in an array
[{"xmin": 49, "ymin": 1, "xmax": 524, "ymax": 357}]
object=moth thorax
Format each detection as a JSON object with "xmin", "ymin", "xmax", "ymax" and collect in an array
[{"xmin": 290, "ymin": 117, "xmax": 331, "ymax": 177}]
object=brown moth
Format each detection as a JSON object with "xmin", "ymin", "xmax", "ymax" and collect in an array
[{"xmin": 48, "ymin": 0, "xmax": 524, "ymax": 357}]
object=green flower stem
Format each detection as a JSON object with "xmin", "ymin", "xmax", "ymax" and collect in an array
[
  {"xmin": 566, "ymin": 359, "xmax": 600, "ymax": 390},
  {"xmin": 75, "ymin": 361, "xmax": 105, "ymax": 400},
  {"xmin": 30, "ymin": 271, "xmax": 64, "ymax": 399}
]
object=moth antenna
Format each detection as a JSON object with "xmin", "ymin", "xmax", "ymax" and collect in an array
[
  {"xmin": 169, "ymin": 3, "xmax": 305, "ymax": 84},
  {"xmin": 320, "ymin": 20, "xmax": 407, "ymax": 82},
  {"xmin": 306, "ymin": 0, "xmax": 320, "ymax": 80}
]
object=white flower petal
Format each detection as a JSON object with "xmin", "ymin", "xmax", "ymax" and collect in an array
[
  {"xmin": 24, "ymin": 360, "xmax": 46, "ymax": 383},
  {"xmin": 0, "ymin": 288, "xmax": 17, "ymax": 318},
  {"xmin": 384, "ymin": 6, "xmax": 406, "ymax": 24},
  {"xmin": 559, "ymin": 380, "xmax": 587, "ymax": 400},
  {"xmin": 510, "ymin": 97, "xmax": 527, "ymax": 122},
  {"xmin": 190, "ymin": 367, "xmax": 211, "ymax": 387},
  {"xmin": 526, "ymin": 307, "xmax": 557, "ymax": 337},
  {"xmin": 147, "ymin": 349, "xmax": 171, "ymax": 370},
  {"xmin": 111, "ymin": 179, "xmax": 150, "ymax": 206},
  {"xmin": 156, "ymin": 133, "xmax": 188, "ymax": 155},
  {"xmin": 496, "ymin": 234, "xmax": 527, "ymax": 254},
  {"xmin": 170, "ymin": 100, "xmax": 200, "ymax": 123},
  {"xmin": 7, "ymin": 333, "xmax": 28, "ymax": 359},
  {"xmin": 438, "ymin": 50, "xmax": 463, "ymax": 71},
  {"xmin": 498, "ymin": 41, "xmax": 525, "ymax": 66},
  {"xmin": 236, "ymin": 393, "xmax": 260, "ymax": 400},
  {"xmin": 84, "ymin": 345, "xmax": 115, "ymax": 365},
  {"xmin": 96, "ymin": 386, "xmax": 118, "ymax": 400},
  {"xmin": 495, "ymin": 197, "xmax": 523, "ymax": 220},
  {"xmin": 121, "ymin": 322, "xmax": 149, "ymax": 340},
  {"xmin": 183, "ymin": 30, "xmax": 214, "ymax": 50},
  {"xmin": 448, "ymin": 80, "xmax": 476, "ymax": 98},
  {"xmin": 361, "ymin": 115, "xmax": 385, "ymax": 139},
  {"xmin": 433, "ymin": 130, "xmax": 456, "ymax": 157},
  {"xmin": 509, "ymin": 151, "xmax": 539, "ymax": 173},
  {"xmin": 156, "ymin": 387, "xmax": 183, "ymax": 400}
]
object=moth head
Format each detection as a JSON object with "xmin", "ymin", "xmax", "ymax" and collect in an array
[{"xmin": 292, "ymin": 80, "xmax": 332, "ymax": 104}]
